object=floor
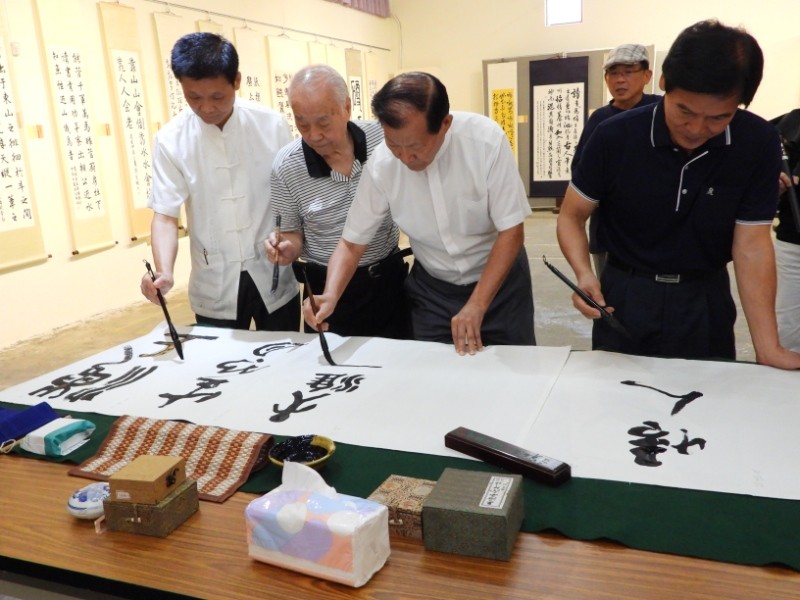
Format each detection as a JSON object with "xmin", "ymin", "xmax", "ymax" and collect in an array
[{"xmin": 0, "ymin": 210, "xmax": 755, "ymax": 599}]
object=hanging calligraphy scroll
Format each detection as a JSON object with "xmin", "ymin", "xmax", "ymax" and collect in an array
[
  {"xmin": 308, "ymin": 41, "xmax": 327, "ymax": 66},
  {"xmin": 364, "ymin": 50, "xmax": 389, "ymax": 121},
  {"xmin": 266, "ymin": 36, "xmax": 309, "ymax": 138},
  {"xmin": 529, "ymin": 56, "xmax": 588, "ymax": 197},
  {"xmin": 345, "ymin": 48, "xmax": 365, "ymax": 121},
  {"xmin": 487, "ymin": 61, "xmax": 519, "ymax": 163},
  {"xmin": 97, "ymin": 2, "xmax": 153, "ymax": 241},
  {"xmin": 36, "ymin": 0, "xmax": 114, "ymax": 256},
  {"xmin": 0, "ymin": 37, "xmax": 46, "ymax": 271},
  {"xmin": 152, "ymin": 10, "xmax": 191, "ymax": 121},
  {"xmin": 196, "ymin": 19, "xmax": 223, "ymax": 34},
  {"xmin": 234, "ymin": 27, "xmax": 270, "ymax": 106},
  {"xmin": 326, "ymin": 45, "xmax": 347, "ymax": 82}
]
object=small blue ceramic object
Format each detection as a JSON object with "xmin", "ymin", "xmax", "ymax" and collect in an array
[{"xmin": 67, "ymin": 481, "xmax": 110, "ymax": 519}]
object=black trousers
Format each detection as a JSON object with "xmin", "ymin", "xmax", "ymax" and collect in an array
[
  {"xmin": 195, "ymin": 271, "xmax": 300, "ymax": 331},
  {"xmin": 299, "ymin": 255, "xmax": 411, "ymax": 339},
  {"xmin": 594, "ymin": 260, "xmax": 736, "ymax": 360},
  {"xmin": 404, "ymin": 248, "xmax": 536, "ymax": 346}
]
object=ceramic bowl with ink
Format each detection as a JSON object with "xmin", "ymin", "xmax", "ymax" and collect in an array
[{"xmin": 268, "ymin": 434, "xmax": 336, "ymax": 469}]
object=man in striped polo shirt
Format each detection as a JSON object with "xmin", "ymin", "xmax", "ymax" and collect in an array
[{"xmin": 266, "ymin": 65, "xmax": 410, "ymax": 339}]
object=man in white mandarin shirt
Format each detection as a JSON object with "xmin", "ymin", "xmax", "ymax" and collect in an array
[{"xmin": 141, "ymin": 32, "xmax": 299, "ymax": 331}]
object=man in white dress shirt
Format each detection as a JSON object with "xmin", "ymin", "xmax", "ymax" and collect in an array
[
  {"xmin": 141, "ymin": 32, "xmax": 299, "ymax": 331},
  {"xmin": 304, "ymin": 72, "xmax": 535, "ymax": 355}
]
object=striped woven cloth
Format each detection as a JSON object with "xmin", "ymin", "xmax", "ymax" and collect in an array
[{"xmin": 69, "ymin": 415, "xmax": 272, "ymax": 502}]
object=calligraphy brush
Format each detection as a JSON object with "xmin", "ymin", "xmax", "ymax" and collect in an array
[
  {"xmin": 271, "ymin": 214, "xmax": 281, "ymax": 293},
  {"xmin": 301, "ymin": 266, "xmax": 337, "ymax": 366},
  {"xmin": 542, "ymin": 255, "xmax": 633, "ymax": 340},
  {"xmin": 143, "ymin": 260, "xmax": 184, "ymax": 359}
]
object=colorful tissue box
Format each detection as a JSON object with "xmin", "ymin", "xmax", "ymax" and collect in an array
[
  {"xmin": 367, "ymin": 474, "xmax": 435, "ymax": 540},
  {"xmin": 245, "ymin": 464, "xmax": 390, "ymax": 588}
]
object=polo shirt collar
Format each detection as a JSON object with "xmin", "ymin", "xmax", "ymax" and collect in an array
[
  {"xmin": 302, "ymin": 121, "xmax": 367, "ymax": 178},
  {"xmin": 649, "ymin": 99, "xmax": 732, "ymax": 151}
]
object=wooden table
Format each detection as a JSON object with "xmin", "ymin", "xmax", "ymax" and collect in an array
[{"xmin": 2, "ymin": 456, "xmax": 798, "ymax": 599}]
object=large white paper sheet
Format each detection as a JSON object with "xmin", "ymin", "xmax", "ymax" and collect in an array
[
  {"xmin": 522, "ymin": 351, "xmax": 800, "ymax": 500},
  {"xmin": 1, "ymin": 324, "xmax": 570, "ymax": 460}
]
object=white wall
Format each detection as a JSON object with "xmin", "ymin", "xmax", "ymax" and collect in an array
[
  {"xmin": 0, "ymin": 0, "xmax": 398, "ymax": 351},
  {"xmin": 390, "ymin": 0, "xmax": 800, "ymax": 121}
]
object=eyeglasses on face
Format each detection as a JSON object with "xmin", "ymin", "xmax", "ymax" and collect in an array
[{"xmin": 605, "ymin": 67, "xmax": 644, "ymax": 79}]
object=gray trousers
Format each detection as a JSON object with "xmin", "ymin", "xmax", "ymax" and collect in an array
[{"xmin": 404, "ymin": 248, "xmax": 536, "ymax": 346}]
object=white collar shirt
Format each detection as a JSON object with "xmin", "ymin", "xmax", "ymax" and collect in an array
[
  {"xmin": 148, "ymin": 98, "xmax": 295, "ymax": 319},
  {"xmin": 343, "ymin": 111, "xmax": 530, "ymax": 284}
]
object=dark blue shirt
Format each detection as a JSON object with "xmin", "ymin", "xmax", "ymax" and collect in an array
[
  {"xmin": 571, "ymin": 100, "xmax": 780, "ymax": 273},
  {"xmin": 571, "ymin": 93, "xmax": 661, "ymax": 170}
]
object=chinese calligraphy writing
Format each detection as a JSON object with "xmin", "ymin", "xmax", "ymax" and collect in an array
[{"xmin": 48, "ymin": 46, "xmax": 104, "ymax": 220}]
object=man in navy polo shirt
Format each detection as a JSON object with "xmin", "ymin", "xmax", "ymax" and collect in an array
[
  {"xmin": 572, "ymin": 43, "xmax": 660, "ymax": 277},
  {"xmin": 556, "ymin": 20, "xmax": 800, "ymax": 370}
]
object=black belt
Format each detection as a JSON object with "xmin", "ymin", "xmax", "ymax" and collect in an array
[
  {"xmin": 606, "ymin": 255, "xmax": 717, "ymax": 284},
  {"xmin": 361, "ymin": 247, "xmax": 412, "ymax": 278},
  {"xmin": 296, "ymin": 247, "xmax": 412, "ymax": 281}
]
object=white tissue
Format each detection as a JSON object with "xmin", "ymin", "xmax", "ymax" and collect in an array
[{"xmin": 272, "ymin": 461, "xmax": 338, "ymax": 498}]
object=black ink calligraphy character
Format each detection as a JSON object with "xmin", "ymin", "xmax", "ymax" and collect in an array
[
  {"xmin": 216, "ymin": 360, "xmax": 264, "ymax": 375},
  {"xmin": 29, "ymin": 346, "xmax": 136, "ymax": 398},
  {"xmin": 158, "ymin": 377, "xmax": 229, "ymax": 408},
  {"xmin": 621, "ymin": 380, "xmax": 703, "ymax": 415},
  {"xmin": 253, "ymin": 341, "xmax": 302, "ymax": 358},
  {"xmin": 307, "ymin": 373, "xmax": 364, "ymax": 393},
  {"xmin": 139, "ymin": 333, "xmax": 217, "ymax": 358},
  {"xmin": 64, "ymin": 366, "xmax": 157, "ymax": 402},
  {"xmin": 671, "ymin": 429, "xmax": 707, "ymax": 455},
  {"xmin": 270, "ymin": 390, "xmax": 330, "ymax": 423},
  {"xmin": 628, "ymin": 421, "xmax": 670, "ymax": 467}
]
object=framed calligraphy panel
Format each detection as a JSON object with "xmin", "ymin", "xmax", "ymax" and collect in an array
[{"xmin": 529, "ymin": 56, "xmax": 588, "ymax": 197}]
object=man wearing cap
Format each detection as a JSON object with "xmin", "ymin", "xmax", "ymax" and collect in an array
[
  {"xmin": 557, "ymin": 20, "xmax": 800, "ymax": 370},
  {"xmin": 572, "ymin": 43, "xmax": 660, "ymax": 276}
]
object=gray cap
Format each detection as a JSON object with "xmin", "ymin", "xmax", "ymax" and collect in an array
[{"xmin": 603, "ymin": 44, "xmax": 649, "ymax": 70}]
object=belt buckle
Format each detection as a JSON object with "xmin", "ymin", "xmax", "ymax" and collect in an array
[
  {"xmin": 655, "ymin": 273, "xmax": 681, "ymax": 284},
  {"xmin": 367, "ymin": 262, "xmax": 382, "ymax": 279}
]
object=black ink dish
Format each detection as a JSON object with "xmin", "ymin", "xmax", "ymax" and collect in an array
[{"xmin": 268, "ymin": 434, "xmax": 336, "ymax": 470}]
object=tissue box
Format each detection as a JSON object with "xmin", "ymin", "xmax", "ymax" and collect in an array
[
  {"xmin": 245, "ymin": 463, "xmax": 390, "ymax": 587},
  {"xmin": 108, "ymin": 455, "xmax": 186, "ymax": 504},
  {"xmin": 104, "ymin": 479, "xmax": 198, "ymax": 538},
  {"xmin": 367, "ymin": 474, "xmax": 435, "ymax": 540},
  {"xmin": 422, "ymin": 468, "xmax": 523, "ymax": 561}
]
